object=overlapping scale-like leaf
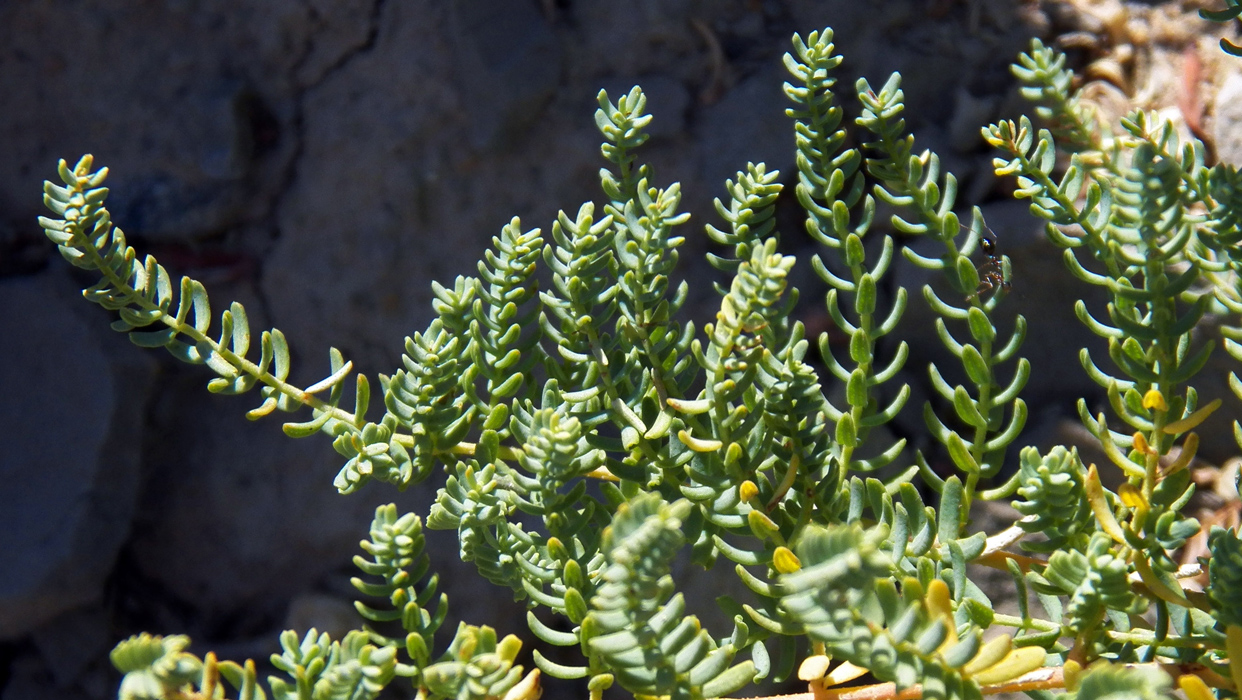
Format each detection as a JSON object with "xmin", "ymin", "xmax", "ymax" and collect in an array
[
  {"xmin": 351, "ymin": 505, "xmax": 447, "ymax": 675},
  {"xmin": 1012, "ymin": 446, "xmax": 1094, "ymax": 553},
  {"xmin": 583, "ymin": 495, "xmax": 754, "ymax": 700}
]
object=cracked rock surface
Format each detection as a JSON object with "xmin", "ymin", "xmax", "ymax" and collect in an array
[{"xmin": 1, "ymin": 1, "xmax": 1240, "ymax": 699}]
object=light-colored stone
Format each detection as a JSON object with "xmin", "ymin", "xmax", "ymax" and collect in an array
[{"xmin": 1214, "ymin": 73, "xmax": 1242, "ymax": 166}]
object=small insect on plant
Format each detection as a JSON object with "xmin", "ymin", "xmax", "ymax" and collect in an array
[{"xmin": 965, "ymin": 220, "xmax": 1013, "ymax": 302}]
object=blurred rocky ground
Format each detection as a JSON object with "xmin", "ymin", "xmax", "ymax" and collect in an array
[{"xmin": 1, "ymin": 1, "xmax": 1240, "ymax": 699}]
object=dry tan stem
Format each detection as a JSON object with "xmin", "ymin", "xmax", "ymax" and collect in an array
[{"xmin": 729, "ymin": 662, "xmax": 1232, "ymax": 700}]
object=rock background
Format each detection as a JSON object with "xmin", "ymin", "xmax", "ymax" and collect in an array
[{"xmin": 1, "ymin": 1, "xmax": 1239, "ymax": 699}]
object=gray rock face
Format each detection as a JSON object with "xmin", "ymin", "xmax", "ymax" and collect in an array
[
  {"xmin": 0, "ymin": 271, "xmax": 153, "ymax": 640},
  {"xmin": 0, "ymin": 3, "xmax": 294, "ymax": 244},
  {"xmin": 130, "ymin": 386, "xmax": 385, "ymax": 614},
  {"xmin": 262, "ymin": 1, "xmax": 587, "ymax": 372}
]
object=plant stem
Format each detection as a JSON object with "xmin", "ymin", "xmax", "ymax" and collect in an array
[{"xmin": 726, "ymin": 661, "xmax": 1233, "ymax": 700}]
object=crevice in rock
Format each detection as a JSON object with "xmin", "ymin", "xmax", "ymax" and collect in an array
[{"xmin": 250, "ymin": 0, "xmax": 389, "ymax": 328}]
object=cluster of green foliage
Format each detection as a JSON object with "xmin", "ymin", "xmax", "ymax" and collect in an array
[{"xmin": 34, "ymin": 15, "xmax": 1242, "ymax": 700}]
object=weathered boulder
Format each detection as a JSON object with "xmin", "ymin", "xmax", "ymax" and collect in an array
[{"xmin": 0, "ymin": 270, "xmax": 153, "ymax": 639}]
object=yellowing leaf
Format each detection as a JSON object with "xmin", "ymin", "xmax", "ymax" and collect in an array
[
  {"xmin": 1063, "ymin": 660, "xmax": 1083, "ymax": 691},
  {"xmin": 825, "ymin": 661, "xmax": 869, "ymax": 686},
  {"xmin": 739, "ymin": 480, "xmax": 759, "ymax": 503},
  {"xmin": 1163, "ymin": 398, "xmax": 1222, "ymax": 434},
  {"xmin": 1228, "ymin": 624, "xmax": 1242, "ymax": 692},
  {"xmin": 773, "ymin": 546, "xmax": 802, "ymax": 573},
  {"xmin": 926, "ymin": 579, "xmax": 958, "ymax": 646},
  {"xmin": 1118, "ymin": 483, "xmax": 1146, "ymax": 510},
  {"xmin": 1161, "ymin": 433, "xmax": 1198, "ymax": 479},
  {"xmin": 1086, "ymin": 465, "xmax": 1127, "ymax": 545},
  {"xmin": 1178, "ymin": 673, "xmax": 1215, "ymax": 700},
  {"xmin": 501, "ymin": 669, "xmax": 542, "ymax": 700},
  {"xmin": 797, "ymin": 655, "xmax": 832, "ymax": 681},
  {"xmin": 926, "ymin": 579, "xmax": 952, "ymax": 619},
  {"xmin": 970, "ymin": 646, "xmax": 1046, "ymax": 686},
  {"xmin": 748, "ymin": 510, "xmax": 780, "ymax": 537},
  {"xmin": 961, "ymin": 635, "xmax": 1012, "ymax": 676},
  {"xmin": 677, "ymin": 429, "xmax": 722, "ymax": 453}
]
